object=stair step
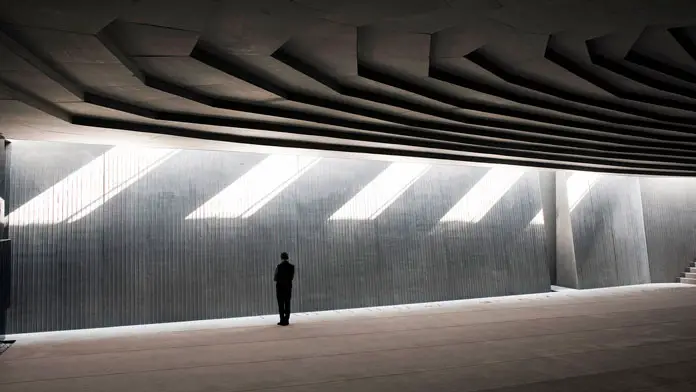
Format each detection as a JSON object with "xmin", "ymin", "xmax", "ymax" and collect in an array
[
  {"xmin": 680, "ymin": 277, "xmax": 696, "ymax": 285},
  {"xmin": 690, "ymin": 267, "xmax": 696, "ymax": 273},
  {"xmin": 683, "ymin": 272, "xmax": 696, "ymax": 279}
]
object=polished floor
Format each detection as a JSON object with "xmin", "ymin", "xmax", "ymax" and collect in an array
[{"xmin": 2, "ymin": 283, "xmax": 696, "ymax": 392}]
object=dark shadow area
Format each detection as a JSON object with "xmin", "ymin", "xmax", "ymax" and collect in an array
[
  {"xmin": 475, "ymin": 359, "xmax": 696, "ymax": 392},
  {"xmin": 0, "ymin": 339, "xmax": 15, "ymax": 357}
]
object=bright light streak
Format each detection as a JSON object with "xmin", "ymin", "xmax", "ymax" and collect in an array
[
  {"xmin": 440, "ymin": 167, "xmax": 526, "ymax": 223},
  {"xmin": 329, "ymin": 162, "xmax": 430, "ymax": 220},
  {"xmin": 10, "ymin": 146, "xmax": 179, "ymax": 225},
  {"xmin": 530, "ymin": 171, "xmax": 600, "ymax": 225},
  {"xmin": 186, "ymin": 155, "xmax": 320, "ymax": 220}
]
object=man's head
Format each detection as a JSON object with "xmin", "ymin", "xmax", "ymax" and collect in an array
[{"xmin": 280, "ymin": 252, "xmax": 289, "ymax": 261}]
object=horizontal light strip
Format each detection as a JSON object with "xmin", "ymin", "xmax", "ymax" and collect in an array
[
  {"xmin": 329, "ymin": 162, "xmax": 431, "ymax": 220},
  {"xmin": 531, "ymin": 171, "xmax": 601, "ymax": 225},
  {"xmin": 10, "ymin": 146, "xmax": 179, "ymax": 226},
  {"xmin": 440, "ymin": 167, "xmax": 526, "ymax": 223},
  {"xmin": 186, "ymin": 155, "xmax": 320, "ymax": 220}
]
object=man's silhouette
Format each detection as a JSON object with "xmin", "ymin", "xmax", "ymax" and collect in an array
[{"xmin": 274, "ymin": 252, "xmax": 295, "ymax": 326}]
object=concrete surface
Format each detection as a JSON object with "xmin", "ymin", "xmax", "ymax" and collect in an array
[
  {"xmin": 2, "ymin": 1, "xmax": 696, "ymax": 175},
  {"xmin": 2, "ymin": 283, "xmax": 696, "ymax": 392}
]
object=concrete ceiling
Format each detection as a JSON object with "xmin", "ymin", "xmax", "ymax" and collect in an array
[{"xmin": 2, "ymin": 0, "xmax": 696, "ymax": 175}]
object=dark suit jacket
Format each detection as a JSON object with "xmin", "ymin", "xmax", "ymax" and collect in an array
[{"xmin": 274, "ymin": 261, "xmax": 295, "ymax": 289}]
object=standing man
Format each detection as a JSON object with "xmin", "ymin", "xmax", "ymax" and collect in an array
[{"xmin": 274, "ymin": 252, "xmax": 295, "ymax": 326}]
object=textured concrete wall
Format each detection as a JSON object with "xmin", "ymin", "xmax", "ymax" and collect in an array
[
  {"xmin": 6, "ymin": 142, "xmax": 550, "ymax": 333},
  {"xmin": 571, "ymin": 175, "xmax": 651, "ymax": 289},
  {"xmin": 538, "ymin": 171, "xmax": 556, "ymax": 285},
  {"xmin": 555, "ymin": 171, "xmax": 579, "ymax": 289},
  {"xmin": 7, "ymin": 140, "xmax": 696, "ymax": 334},
  {"xmin": 0, "ymin": 139, "xmax": 8, "ymax": 238},
  {"xmin": 639, "ymin": 177, "xmax": 696, "ymax": 283},
  {"xmin": 0, "ymin": 140, "xmax": 8, "ymax": 338}
]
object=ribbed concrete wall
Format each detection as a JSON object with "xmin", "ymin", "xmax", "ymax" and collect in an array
[
  {"xmin": 570, "ymin": 175, "xmax": 651, "ymax": 289},
  {"xmin": 554, "ymin": 171, "xmax": 579, "ymax": 289},
  {"xmin": 0, "ymin": 140, "xmax": 8, "ymax": 337},
  {"xmin": 639, "ymin": 177, "xmax": 696, "ymax": 283},
  {"xmin": 9, "ymin": 141, "xmax": 695, "ymax": 333},
  {"xmin": 6, "ymin": 141, "xmax": 550, "ymax": 333},
  {"xmin": 538, "ymin": 171, "xmax": 556, "ymax": 285}
]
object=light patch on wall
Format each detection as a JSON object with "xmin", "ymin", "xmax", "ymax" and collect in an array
[
  {"xmin": 329, "ymin": 162, "xmax": 431, "ymax": 220},
  {"xmin": 440, "ymin": 167, "xmax": 526, "ymax": 223},
  {"xmin": 531, "ymin": 171, "xmax": 601, "ymax": 225},
  {"xmin": 186, "ymin": 154, "xmax": 320, "ymax": 220},
  {"xmin": 0, "ymin": 196, "xmax": 5, "ymax": 227},
  {"xmin": 9, "ymin": 146, "xmax": 179, "ymax": 226}
]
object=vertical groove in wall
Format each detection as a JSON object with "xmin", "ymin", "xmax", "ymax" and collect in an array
[
  {"xmin": 538, "ymin": 171, "xmax": 557, "ymax": 284},
  {"xmin": 9, "ymin": 142, "xmax": 552, "ymax": 333},
  {"xmin": 554, "ymin": 171, "xmax": 579, "ymax": 288}
]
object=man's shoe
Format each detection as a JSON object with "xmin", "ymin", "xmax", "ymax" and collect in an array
[{"xmin": 277, "ymin": 321, "xmax": 284, "ymax": 326}]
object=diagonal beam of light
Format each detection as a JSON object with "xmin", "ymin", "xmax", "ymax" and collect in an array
[
  {"xmin": 440, "ymin": 166, "xmax": 526, "ymax": 223},
  {"xmin": 329, "ymin": 162, "xmax": 431, "ymax": 220},
  {"xmin": 531, "ymin": 171, "xmax": 601, "ymax": 225},
  {"xmin": 186, "ymin": 155, "xmax": 320, "ymax": 220},
  {"xmin": 9, "ymin": 146, "xmax": 179, "ymax": 226}
]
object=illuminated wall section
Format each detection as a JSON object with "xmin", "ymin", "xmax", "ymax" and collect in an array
[
  {"xmin": 186, "ymin": 154, "xmax": 320, "ymax": 220},
  {"xmin": 440, "ymin": 167, "xmax": 526, "ymax": 223},
  {"xmin": 8, "ymin": 140, "xmax": 689, "ymax": 333},
  {"xmin": 9, "ymin": 146, "xmax": 179, "ymax": 225},
  {"xmin": 530, "ymin": 171, "xmax": 600, "ymax": 225},
  {"xmin": 330, "ymin": 162, "xmax": 430, "ymax": 220},
  {"xmin": 639, "ymin": 177, "xmax": 696, "ymax": 283},
  {"xmin": 5, "ymin": 143, "xmax": 550, "ymax": 333},
  {"xmin": 569, "ymin": 173, "xmax": 651, "ymax": 289}
]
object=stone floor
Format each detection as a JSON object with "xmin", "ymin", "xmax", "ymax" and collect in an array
[{"xmin": 2, "ymin": 283, "xmax": 696, "ymax": 392}]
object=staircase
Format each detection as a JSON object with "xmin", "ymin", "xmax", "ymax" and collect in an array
[{"xmin": 679, "ymin": 259, "xmax": 696, "ymax": 285}]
